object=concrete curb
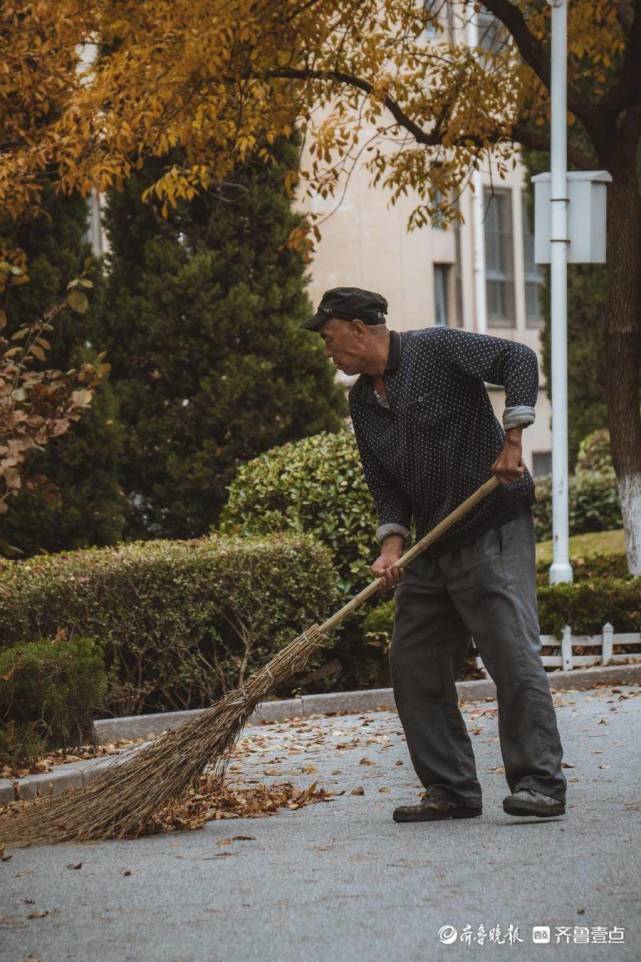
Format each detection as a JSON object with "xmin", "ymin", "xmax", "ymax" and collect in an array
[
  {"xmin": 2, "ymin": 663, "xmax": 639, "ymax": 806},
  {"xmin": 94, "ymin": 663, "xmax": 641, "ymax": 745},
  {"xmin": 0, "ymin": 744, "xmax": 147, "ymax": 807}
]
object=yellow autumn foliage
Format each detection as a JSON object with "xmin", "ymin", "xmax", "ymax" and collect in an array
[{"xmin": 0, "ymin": 0, "xmax": 628, "ymax": 235}]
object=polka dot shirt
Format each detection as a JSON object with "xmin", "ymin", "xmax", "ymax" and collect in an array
[{"xmin": 348, "ymin": 327, "xmax": 538, "ymax": 557}]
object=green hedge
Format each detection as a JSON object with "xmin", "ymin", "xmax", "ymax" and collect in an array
[
  {"xmin": 0, "ymin": 636, "xmax": 107, "ymax": 769},
  {"xmin": 0, "ymin": 533, "xmax": 342, "ymax": 716},
  {"xmin": 533, "ymin": 472, "xmax": 621, "ymax": 542},
  {"xmin": 218, "ymin": 429, "xmax": 379, "ymax": 598},
  {"xmin": 537, "ymin": 579, "xmax": 641, "ymax": 637}
]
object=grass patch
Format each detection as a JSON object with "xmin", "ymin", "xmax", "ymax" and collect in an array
[{"xmin": 536, "ymin": 528, "xmax": 625, "ymax": 565}]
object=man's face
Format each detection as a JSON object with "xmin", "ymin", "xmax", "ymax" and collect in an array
[{"xmin": 318, "ymin": 317, "xmax": 366, "ymax": 375}]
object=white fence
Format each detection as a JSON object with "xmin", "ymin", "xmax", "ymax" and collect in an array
[{"xmin": 473, "ymin": 623, "xmax": 641, "ymax": 674}]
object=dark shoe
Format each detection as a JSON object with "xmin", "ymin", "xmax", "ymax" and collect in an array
[
  {"xmin": 393, "ymin": 793, "xmax": 482, "ymax": 823},
  {"xmin": 503, "ymin": 788, "xmax": 566, "ymax": 818}
]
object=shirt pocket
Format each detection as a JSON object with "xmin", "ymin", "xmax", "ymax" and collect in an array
[{"xmin": 402, "ymin": 390, "xmax": 446, "ymax": 426}]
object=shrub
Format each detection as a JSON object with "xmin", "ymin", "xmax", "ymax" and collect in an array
[
  {"xmin": 0, "ymin": 532, "xmax": 342, "ymax": 716},
  {"xmin": 0, "ymin": 636, "xmax": 107, "ymax": 768},
  {"xmin": 537, "ymin": 578, "xmax": 641, "ymax": 637},
  {"xmin": 0, "ymin": 722, "xmax": 47, "ymax": 772},
  {"xmin": 575, "ymin": 429, "xmax": 614, "ymax": 477},
  {"xmin": 533, "ymin": 472, "xmax": 621, "ymax": 542},
  {"xmin": 218, "ymin": 428, "xmax": 381, "ymax": 598}
]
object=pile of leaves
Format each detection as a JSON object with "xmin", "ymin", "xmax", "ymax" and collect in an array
[{"xmin": 145, "ymin": 773, "xmax": 336, "ymax": 837}]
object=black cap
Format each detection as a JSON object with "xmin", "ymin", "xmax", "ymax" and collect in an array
[{"xmin": 302, "ymin": 286, "xmax": 388, "ymax": 331}]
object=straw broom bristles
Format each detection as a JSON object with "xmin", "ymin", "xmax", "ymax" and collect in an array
[
  {"xmin": 0, "ymin": 476, "xmax": 499, "ymax": 847},
  {"xmin": 0, "ymin": 617, "xmax": 338, "ymax": 845},
  {"xmin": 0, "ymin": 622, "xmax": 328, "ymax": 845}
]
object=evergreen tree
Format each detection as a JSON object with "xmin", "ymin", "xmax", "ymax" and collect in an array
[
  {"xmin": 98, "ymin": 141, "xmax": 347, "ymax": 539},
  {"xmin": 0, "ymin": 192, "xmax": 128, "ymax": 556}
]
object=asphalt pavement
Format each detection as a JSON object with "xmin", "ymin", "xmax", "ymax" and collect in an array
[{"xmin": 1, "ymin": 684, "xmax": 639, "ymax": 962}]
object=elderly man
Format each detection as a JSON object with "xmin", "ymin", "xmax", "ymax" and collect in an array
[{"xmin": 302, "ymin": 286, "xmax": 567, "ymax": 823}]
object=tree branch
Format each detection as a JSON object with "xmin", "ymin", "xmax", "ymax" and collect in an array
[
  {"xmin": 268, "ymin": 67, "xmax": 439, "ymax": 145},
  {"xmin": 270, "ymin": 66, "xmax": 596, "ymax": 167},
  {"xmin": 480, "ymin": 0, "xmax": 601, "ymax": 143}
]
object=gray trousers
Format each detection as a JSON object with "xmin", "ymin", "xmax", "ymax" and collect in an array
[{"xmin": 390, "ymin": 506, "xmax": 567, "ymax": 806}]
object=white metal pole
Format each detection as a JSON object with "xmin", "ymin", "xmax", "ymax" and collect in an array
[
  {"xmin": 466, "ymin": 11, "xmax": 488, "ymax": 334},
  {"xmin": 548, "ymin": 0, "xmax": 573, "ymax": 584}
]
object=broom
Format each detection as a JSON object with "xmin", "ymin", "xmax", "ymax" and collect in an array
[{"xmin": 0, "ymin": 475, "xmax": 500, "ymax": 846}]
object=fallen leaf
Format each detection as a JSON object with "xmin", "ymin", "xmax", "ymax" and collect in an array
[
  {"xmin": 27, "ymin": 911, "xmax": 49, "ymax": 919},
  {"xmin": 301, "ymin": 765, "xmax": 318, "ymax": 774},
  {"xmin": 561, "ymin": 762, "xmax": 575, "ymax": 769},
  {"xmin": 598, "ymin": 718, "xmax": 608, "ymax": 725},
  {"xmin": 123, "ymin": 870, "xmax": 131, "ymax": 876},
  {"xmin": 351, "ymin": 787, "xmax": 365, "ymax": 796},
  {"xmin": 359, "ymin": 758, "xmax": 374, "ymax": 766},
  {"xmin": 66, "ymin": 862, "xmax": 82, "ymax": 870},
  {"xmin": 231, "ymin": 835, "xmax": 255, "ymax": 841},
  {"xmin": 378, "ymin": 787, "xmax": 391, "ymax": 793},
  {"xmin": 394, "ymin": 760, "xmax": 403, "ymax": 766}
]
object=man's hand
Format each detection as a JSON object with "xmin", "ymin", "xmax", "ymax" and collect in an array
[
  {"xmin": 491, "ymin": 427, "xmax": 526, "ymax": 485},
  {"xmin": 370, "ymin": 534, "xmax": 405, "ymax": 591}
]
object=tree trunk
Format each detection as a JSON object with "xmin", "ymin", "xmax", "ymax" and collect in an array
[{"xmin": 599, "ymin": 123, "xmax": 641, "ymax": 575}]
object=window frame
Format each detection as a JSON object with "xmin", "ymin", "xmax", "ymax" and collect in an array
[{"xmin": 483, "ymin": 187, "xmax": 516, "ymax": 328}]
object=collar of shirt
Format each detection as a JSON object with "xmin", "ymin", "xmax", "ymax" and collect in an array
[
  {"xmin": 352, "ymin": 330, "xmax": 401, "ymax": 407},
  {"xmin": 384, "ymin": 329, "xmax": 401, "ymax": 372}
]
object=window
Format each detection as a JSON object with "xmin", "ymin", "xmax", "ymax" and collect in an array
[
  {"xmin": 423, "ymin": 0, "xmax": 442, "ymax": 37},
  {"xmin": 433, "ymin": 264, "xmax": 450, "ymax": 327},
  {"xmin": 532, "ymin": 451, "xmax": 552, "ymax": 478},
  {"xmin": 431, "ymin": 188, "xmax": 446, "ymax": 230},
  {"xmin": 477, "ymin": 9, "xmax": 509, "ymax": 55},
  {"xmin": 483, "ymin": 188, "xmax": 515, "ymax": 327},
  {"xmin": 522, "ymin": 194, "xmax": 544, "ymax": 327}
]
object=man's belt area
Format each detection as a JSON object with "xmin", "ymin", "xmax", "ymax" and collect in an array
[{"xmin": 417, "ymin": 501, "xmax": 531, "ymax": 561}]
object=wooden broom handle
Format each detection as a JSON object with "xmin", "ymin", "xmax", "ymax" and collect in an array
[{"xmin": 318, "ymin": 475, "xmax": 501, "ymax": 635}]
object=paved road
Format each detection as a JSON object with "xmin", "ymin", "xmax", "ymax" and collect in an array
[{"xmin": 1, "ymin": 684, "xmax": 639, "ymax": 962}]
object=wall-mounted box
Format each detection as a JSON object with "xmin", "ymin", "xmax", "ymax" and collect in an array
[{"xmin": 531, "ymin": 170, "xmax": 612, "ymax": 264}]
